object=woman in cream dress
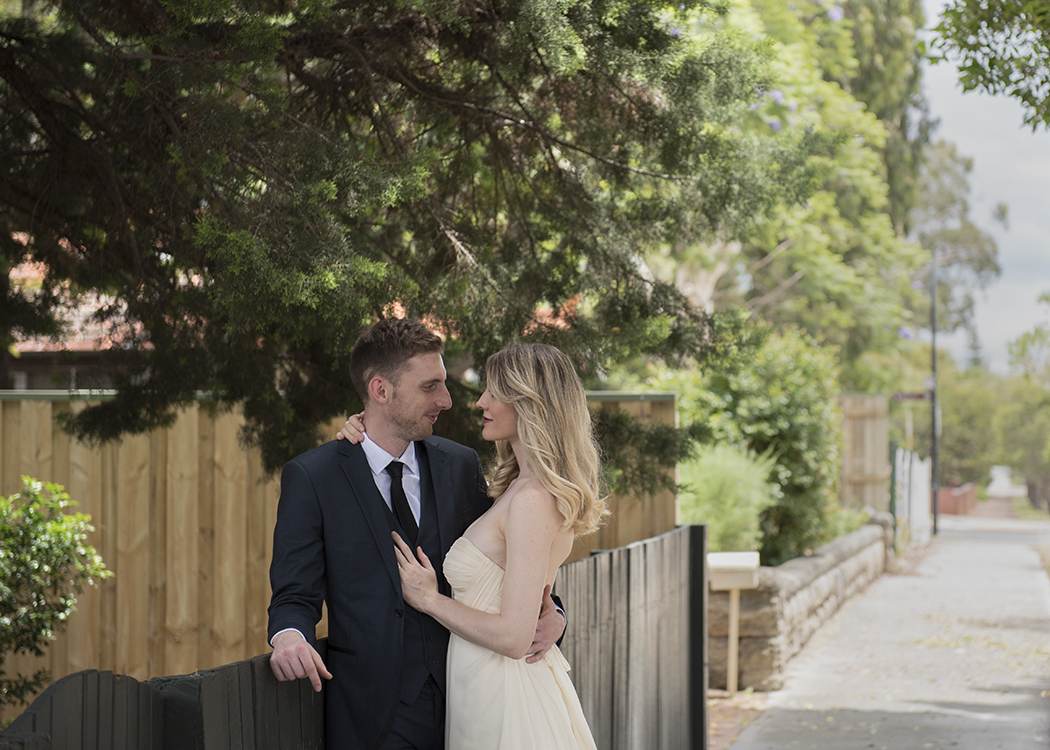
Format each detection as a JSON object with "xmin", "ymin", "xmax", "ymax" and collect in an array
[{"xmin": 391, "ymin": 343, "xmax": 607, "ymax": 750}]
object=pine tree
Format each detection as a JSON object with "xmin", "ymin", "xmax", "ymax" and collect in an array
[{"xmin": 1, "ymin": 0, "xmax": 813, "ymax": 473}]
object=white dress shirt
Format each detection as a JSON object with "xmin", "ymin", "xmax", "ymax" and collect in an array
[{"xmin": 360, "ymin": 434, "xmax": 422, "ymax": 526}]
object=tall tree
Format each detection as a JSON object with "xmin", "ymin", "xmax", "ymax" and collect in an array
[
  {"xmin": 0, "ymin": 0, "xmax": 813, "ymax": 472},
  {"xmin": 841, "ymin": 0, "xmax": 932, "ymax": 236},
  {"xmin": 669, "ymin": 0, "xmax": 929, "ymax": 392},
  {"xmin": 909, "ymin": 139, "xmax": 1003, "ymax": 335},
  {"xmin": 998, "ymin": 313, "xmax": 1050, "ymax": 506}
]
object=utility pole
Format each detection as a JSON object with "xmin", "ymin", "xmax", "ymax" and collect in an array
[{"xmin": 931, "ymin": 247, "xmax": 940, "ymax": 536}]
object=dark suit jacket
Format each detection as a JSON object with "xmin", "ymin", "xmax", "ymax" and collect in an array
[{"xmin": 267, "ymin": 436, "xmax": 491, "ymax": 749}]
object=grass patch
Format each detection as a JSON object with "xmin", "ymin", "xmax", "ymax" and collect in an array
[{"xmin": 1011, "ymin": 496, "xmax": 1050, "ymax": 521}]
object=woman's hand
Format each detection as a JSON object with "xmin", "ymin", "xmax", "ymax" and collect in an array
[
  {"xmin": 336, "ymin": 412, "xmax": 366, "ymax": 443},
  {"xmin": 392, "ymin": 532, "xmax": 439, "ymax": 612}
]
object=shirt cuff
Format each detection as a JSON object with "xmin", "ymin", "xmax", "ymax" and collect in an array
[{"xmin": 270, "ymin": 627, "xmax": 307, "ymax": 647}]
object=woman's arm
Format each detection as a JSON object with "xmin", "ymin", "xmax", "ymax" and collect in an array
[
  {"xmin": 336, "ymin": 413, "xmax": 366, "ymax": 442},
  {"xmin": 393, "ymin": 486, "xmax": 563, "ymax": 660}
]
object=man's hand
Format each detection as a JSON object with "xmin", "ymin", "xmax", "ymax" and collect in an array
[
  {"xmin": 270, "ymin": 630, "xmax": 333, "ymax": 692},
  {"xmin": 526, "ymin": 585, "xmax": 567, "ymax": 664}
]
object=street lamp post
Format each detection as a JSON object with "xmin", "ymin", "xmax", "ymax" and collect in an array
[{"xmin": 931, "ymin": 247, "xmax": 940, "ymax": 536}]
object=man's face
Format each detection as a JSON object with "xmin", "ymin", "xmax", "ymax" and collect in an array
[{"xmin": 387, "ymin": 352, "xmax": 453, "ymax": 443}]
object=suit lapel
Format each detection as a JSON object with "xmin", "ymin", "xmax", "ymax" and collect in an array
[
  {"xmin": 420, "ymin": 438, "xmax": 456, "ymax": 557},
  {"xmin": 337, "ymin": 440, "xmax": 401, "ymax": 593}
]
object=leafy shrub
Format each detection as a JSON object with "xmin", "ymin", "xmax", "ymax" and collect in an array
[
  {"xmin": 1, "ymin": 478, "xmax": 111, "ymax": 709},
  {"xmin": 679, "ymin": 444, "xmax": 779, "ymax": 552},
  {"xmin": 643, "ymin": 328, "xmax": 844, "ymax": 565}
]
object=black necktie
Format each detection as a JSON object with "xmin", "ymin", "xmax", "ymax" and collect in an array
[{"xmin": 387, "ymin": 461, "xmax": 418, "ymax": 547}]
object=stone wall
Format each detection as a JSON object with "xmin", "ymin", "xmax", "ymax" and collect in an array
[{"xmin": 708, "ymin": 514, "xmax": 895, "ymax": 690}]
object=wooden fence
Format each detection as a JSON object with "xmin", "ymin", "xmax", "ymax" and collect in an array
[
  {"xmin": 0, "ymin": 390, "xmax": 678, "ymax": 721},
  {"xmin": 555, "ymin": 524, "xmax": 707, "ymax": 750},
  {"xmin": 1, "ymin": 525, "xmax": 707, "ymax": 750},
  {"xmin": 575, "ymin": 392, "xmax": 679, "ymax": 560},
  {"xmin": 838, "ymin": 394, "xmax": 890, "ymax": 511}
]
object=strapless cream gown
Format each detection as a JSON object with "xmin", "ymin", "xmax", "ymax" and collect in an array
[{"xmin": 442, "ymin": 537, "xmax": 598, "ymax": 750}]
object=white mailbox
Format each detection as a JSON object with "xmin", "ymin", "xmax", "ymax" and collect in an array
[
  {"xmin": 708, "ymin": 551, "xmax": 760, "ymax": 590},
  {"xmin": 708, "ymin": 551, "xmax": 760, "ymax": 696}
]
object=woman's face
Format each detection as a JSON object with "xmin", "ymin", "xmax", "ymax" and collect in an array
[{"xmin": 476, "ymin": 388, "xmax": 518, "ymax": 442}]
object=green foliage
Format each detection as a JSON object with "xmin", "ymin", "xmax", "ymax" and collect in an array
[
  {"xmin": 592, "ymin": 405, "xmax": 703, "ymax": 498},
  {"xmin": 996, "ymin": 310, "xmax": 1050, "ymax": 505},
  {"xmin": 628, "ymin": 328, "xmax": 844, "ymax": 565},
  {"xmin": 0, "ymin": 0, "xmax": 818, "ymax": 476},
  {"xmin": 890, "ymin": 340, "xmax": 1006, "ymax": 491},
  {"xmin": 910, "ymin": 140, "xmax": 1003, "ymax": 335},
  {"xmin": 679, "ymin": 444, "xmax": 778, "ymax": 552},
  {"xmin": 0, "ymin": 477, "xmax": 110, "ymax": 709},
  {"xmin": 680, "ymin": 0, "xmax": 930, "ymax": 391},
  {"xmin": 936, "ymin": 0, "xmax": 1050, "ymax": 129},
  {"xmin": 842, "ymin": 0, "xmax": 931, "ymax": 235},
  {"xmin": 699, "ymin": 329, "xmax": 844, "ymax": 564}
]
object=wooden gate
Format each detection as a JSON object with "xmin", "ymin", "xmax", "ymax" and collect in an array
[{"xmin": 837, "ymin": 394, "xmax": 890, "ymax": 511}]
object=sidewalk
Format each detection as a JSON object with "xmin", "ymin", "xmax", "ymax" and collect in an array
[{"xmin": 724, "ymin": 502, "xmax": 1050, "ymax": 750}]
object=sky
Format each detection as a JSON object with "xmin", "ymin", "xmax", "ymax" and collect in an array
[{"xmin": 921, "ymin": 0, "xmax": 1050, "ymax": 373}]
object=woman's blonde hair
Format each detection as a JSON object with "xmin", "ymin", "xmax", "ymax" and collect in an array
[{"xmin": 484, "ymin": 344, "xmax": 608, "ymax": 535}]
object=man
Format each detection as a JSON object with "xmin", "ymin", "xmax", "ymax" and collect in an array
[{"xmin": 267, "ymin": 318, "xmax": 565, "ymax": 749}]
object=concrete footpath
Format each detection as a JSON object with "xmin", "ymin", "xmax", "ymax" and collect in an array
[{"xmin": 727, "ymin": 506, "xmax": 1050, "ymax": 750}]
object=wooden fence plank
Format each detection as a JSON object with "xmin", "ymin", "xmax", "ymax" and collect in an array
[
  {"xmin": 275, "ymin": 671, "xmax": 303, "ymax": 748},
  {"xmin": 252, "ymin": 655, "xmax": 280, "ymax": 749},
  {"xmin": 200, "ymin": 670, "xmax": 231, "ymax": 750},
  {"xmin": 6, "ymin": 403, "xmax": 53, "ymax": 704},
  {"xmin": 152, "ymin": 673, "xmax": 201, "ymax": 750},
  {"xmin": 611, "ymin": 547, "xmax": 630, "ymax": 750},
  {"xmin": 197, "ymin": 412, "xmax": 216, "ymax": 673},
  {"xmin": 212, "ymin": 411, "xmax": 248, "ymax": 667},
  {"xmin": 116, "ymin": 434, "xmax": 151, "ymax": 680},
  {"xmin": 24, "ymin": 400, "xmax": 53, "ymax": 483},
  {"xmin": 1, "ymin": 401, "xmax": 17, "ymax": 495},
  {"xmin": 99, "ymin": 445, "xmax": 118, "ymax": 674},
  {"xmin": 95, "ymin": 672, "xmax": 114, "ymax": 750},
  {"xmin": 82, "ymin": 671, "xmax": 99, "ymax": 750},
  {"xmin": 49, "ymin": 673, "xmax": 81, "ymax": 750},
  {"xmin": 111, "ymin": 674, "xmax": 129, "ymax": 750},
  {"xmin": 236, "ymin": 660, "xmax": 256, "ymax": 749},
  {"xmin": 164, "ymin": 407, "xmax": 200, "ymax": 676},
  {"xmin": 594, "ymin": 553, "xmax": 616, "ymax": 748},
  {"xmin": 149, "ymin": 681, "xmax": 165, "ymax": 750},
  {"xmin": 690, "ymin": 525, "xmax": 708, "ymax": 750},
  {"xmin": 66, "ymin": 409, "xmax": 104, "ymax": 676},
  {"xmin": 148, "ymin": 429, "xmax": 167, "ymax": 679},
  {"xmin": 49, "ymin": 405, "xmax": 72, "ymax": 683},
  {"xmin": 246, "ymin": 448, "xmax": 274, "ymax": 654}
]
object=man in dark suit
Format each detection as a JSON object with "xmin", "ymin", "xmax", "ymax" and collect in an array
[{"xmin": 267, "ymin": 318, "xmax": 565, "ymax": 749}]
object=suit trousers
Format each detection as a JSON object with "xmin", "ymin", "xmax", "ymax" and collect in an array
[{"xmin": 378, "ymin": 676, "xmax": 445, "ymax": 750}]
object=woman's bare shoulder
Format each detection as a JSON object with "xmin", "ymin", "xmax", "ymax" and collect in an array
[{"xmin": 504, "ymin": 478, "xmax": 561, "ymax": 523}]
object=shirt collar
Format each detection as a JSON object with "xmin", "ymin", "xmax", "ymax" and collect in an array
[{"xmin": 361, "ymin": 433, "xmax": 419, "ymax": 477}]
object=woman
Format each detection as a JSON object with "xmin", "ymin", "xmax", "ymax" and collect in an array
[{"xmin": 341, "ymin": 343, "xmax": 606, "ymax": 749}]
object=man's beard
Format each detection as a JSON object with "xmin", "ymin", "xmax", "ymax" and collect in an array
[{"xmin": 389, "ymin": 405, "xmax": 434, "ymax": 444}]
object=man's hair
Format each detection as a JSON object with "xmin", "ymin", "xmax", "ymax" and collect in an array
[{"xmin": 350, "ymin": 318, "xmax": 444, "ymax": 401}]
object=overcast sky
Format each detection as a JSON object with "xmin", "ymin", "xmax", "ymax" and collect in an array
[{"xmin": 921, "ymin": 0, "xmax": 1050, "ymax": 373}]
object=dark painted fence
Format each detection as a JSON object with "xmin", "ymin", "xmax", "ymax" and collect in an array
[
  {"xmin": 555, "ymin": 523, "xmax": 707, "ymax": 750},
  {"xmin": 0, "ymin": 646, "xmax": 325, "ymax": 750},
  {"xmin": 1, "ymin": 525, "xmax": 707, "ymax": 750}
]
